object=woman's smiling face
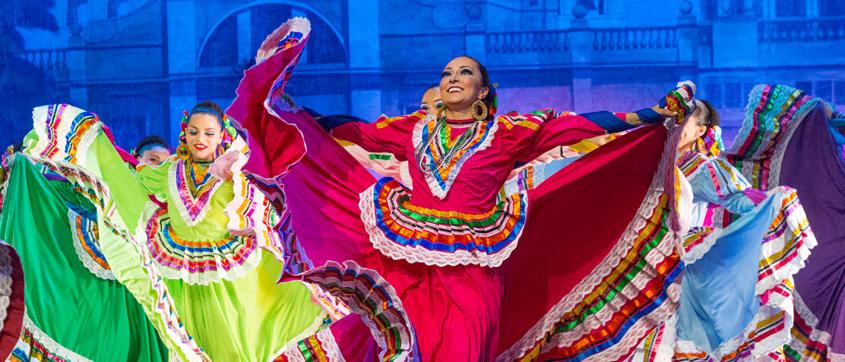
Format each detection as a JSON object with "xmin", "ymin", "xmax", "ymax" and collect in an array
[
  {"xmin": 185, "ymin": 113, "xmax": 223, "ymax": 161},
  {"xmin": 439, "ymin": 56, "xmax": 489, "ymax": 114}
]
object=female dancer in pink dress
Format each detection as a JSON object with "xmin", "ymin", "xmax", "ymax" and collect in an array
[{"xmin": 234, "ymin": 18, "xmax": 696, "ymax": 361}]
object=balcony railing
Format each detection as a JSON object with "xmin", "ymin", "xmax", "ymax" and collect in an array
[
  {"xmin": 759, "ymin": 17, "xmax": 845, "ymax": 42},
  {"xmin": 21, "ymin": 48, "xmax": 68, "ymax": 71},
  {"xmin": 486, "ymin": 30, "xmax": 569, "ymax": 53},
  {"xmin": 592, "ymin": 27, "xmax": 678, "ymax": 51},
  {"xmin": 486, "ymin": 27, "xmax": 679, "ymax": 55}
]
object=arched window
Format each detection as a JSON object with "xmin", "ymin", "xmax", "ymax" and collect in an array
[
  {"xmin": 195, "ymin": 2, "xmax": 347, "ymax": 101},
  {"xmin": 199, "ymin": 19, "xmax": 238, "ymax": 68},
  {"xmin": 197, "ymin": 3, "xmax": 347, "ymax": 69}
]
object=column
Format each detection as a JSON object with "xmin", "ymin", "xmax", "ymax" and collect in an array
[
  {"xmin": 348, "ymin": 0, "xmax": 382, "ymax": 120},
  {"xmin": 712, "ymin": 12, "xmax": 758, "ymax": 68},
  {"xmin": 236, "ymin": 11, "xmax": 252, "ymax": 66},
  {"xmin": 166, "ymin": 0, "xmax": 199, "ymax": 144},
  {"xmin": 807, "ymin": 0, "xmax": 819, "ymax": 17},
  {"xmin": 569, "ymin": 6, "xmax": 593, "ymax": 113},
  {"xmin": 677, "ymin": 3, "xmax": 699, "ymax": 81}
]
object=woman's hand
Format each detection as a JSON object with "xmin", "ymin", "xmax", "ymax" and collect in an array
[
  {"xmin": 626, "ymin": 105, "xmax": 678, "ymax": 125},
  {"xmin": 210, "ymin": 150, "xmax": 240, "ymax": 181},
  {"xmin": 229, "ymin": 228, "xmax": 255, "ymax": 237}
]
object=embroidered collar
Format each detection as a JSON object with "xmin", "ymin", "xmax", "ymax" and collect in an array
[
  {"xmin": 412, "ymin": 113, "xmax": 498, "ymax": 199},
  {"xmin": 677, "ymin": 151, "xmax": 709, "ymax": 178},
  {"xmin": 169, "ymin": 159, "xmax": 223, "ymax": 226}
]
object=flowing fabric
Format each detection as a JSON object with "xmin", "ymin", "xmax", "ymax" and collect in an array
[
  {"xmin": 15, "ymin": 20, "xmax": 336, "ymax": 359},
  {"xmin": 495, "ymin": 125, "xmax": 686, "ymax": 362},
  {"xmin": 228, "ymin": 18, "xmax": 417, "ymax": 361},
  {"xmin": 237, "ymin": 21, "xmax": 692, "ymax": 360},
  {"xmin": 627, "ymin": 149, "xmax": 816, "ymax": 362},
  {"xmin": 18, "ymin": 99, "xmax": 330, "ymax": 361},
  {"xmin": 248, "ymin": 102, "xmax": 685, "ymax": 362},
  {"xmin": 0, "ymin": 160, "xmax": 25, "ymax": 357},
  {"xmin": 0, "ymin": 157, "xmax": 26, "ymax": 359},
  {"xmin": 0, "ymin": 243, "xmax": 23, "ymax": 360},
  {"xmin": 0, "ymin": 155, "xmax": 168, "ymax": 361},
  {"xmin": 725, "ymin": 84, "xmax": 845, "ymax": 360}
]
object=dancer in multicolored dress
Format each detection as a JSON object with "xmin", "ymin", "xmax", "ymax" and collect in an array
[
  {"xmin": 627, "ymin": 97, "xmax": 816, "ymax": 362},
  {"xmin": 237, "ymin": 17, "xmax": 705, "ymax": 361},
  {"xmin": 0, "ymin": 147, "xmax": 169, "ymax": 361},
  {"xmin": 0, "ymin": 150, "xmax": 27, "ymax": 359},
  {"xmin": 12, "ymin": 19, "xmax": 341, "ymax": 358},
  {"xmin": 723, "ymin": 84, "xmax": 845, "ymax": 361}
]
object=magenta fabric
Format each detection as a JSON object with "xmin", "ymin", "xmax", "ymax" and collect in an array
[{"xmin": 267, "ymin": 108, "xmax": 671, "ymax": 360}]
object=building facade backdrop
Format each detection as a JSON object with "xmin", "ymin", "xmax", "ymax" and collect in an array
[{"xmin": 4, "ymin": 0, "xmax": 845, "ymax": 148}]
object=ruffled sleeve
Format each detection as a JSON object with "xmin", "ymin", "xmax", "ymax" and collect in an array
[
  {"xmin": 505, "ymin": 109, "xmax": 659, "ymax": 163},
  {"xmin": 135, "ymin": 160, "xmax": 171, "ymax": 196},
  {"xmin": 226, "ymin": 18, "xmax": 308, "ymax": 180},
  {"xmin": 21, "ymin": 104, "xmax": 208, "ymax": 359},
  {"xmin": 328, "ymin": 112, "xmax": 424, "ymax": 160}
]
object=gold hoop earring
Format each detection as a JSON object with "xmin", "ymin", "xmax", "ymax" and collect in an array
[
  {"xmin": 472, "ymin": 100, "xmax": 488, "ymax": 121},
  {"xmin": 176, "ymin": 143, "xmax": 191, "ymax": 161}
]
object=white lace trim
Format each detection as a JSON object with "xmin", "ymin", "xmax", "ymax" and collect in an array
[
  {"xmin": 498, "ymin": 128, "xmax": 684, "ymax": 361},
  {"xmin": 726, "ymin": 85, "xmax": 820, "ymax": 190},
  {"xmin": 664, "ymin": 185, "xmax": 817, "ymax": 360},
  {"xmin": 680, "ymin": 226, "xmax": 724, "ymax": 265},
  {"xmin": 67, "ymin": 208, "xmax": 116, "ymax": 281},
  {"xmin": 23, "ymin": 105, "xmax": 208, "ymax": 358},
  {"xmin": 626, "ymin": 316, "xmax": 677, "ymax": 362},
  {"xmin": 17, "ymin": 314, "xmax": 93, "ymax": 361},
  {"xmin": 23, "ymin": 154, "xmax": 208, "ymax": 361},
  {"xmin": 657, "ymin": 191, "xmax": 813, "ymax": 360},
  {"xmin": 793, "ymin": 291, "xmax": 822, "ymax": 327},
  {"xmin": 655, "ymin": 317, "xmax": 677, "ymax": 362},
  {"xmin": 358, "ymin": 182, "xmax": 527, "ymax": 268},
  {"xmin": 166, "ymin": 161, "xmax": 222, "ymax": 228},
  {"xmin": 766, "ymin": 101, "xmax": 819, "ymax": 189},
  {"xmin": 675, "ymin": 301, "xmax": 793, "ymax": 360},
  {"xmin": 269, "ymin": 313, "xmax": 330, "ymax": 362},
  {"xmin": 223, "ymin": 136, "xmax": 287, "ymax": 263},
  {"xmin": 133, "ymin": 203, "xmax": 262, "ymax": 286},
  {"xmin": 304, "ymin": 260, "xmax": 417, "ymax": 362},
  {"xmin": 314, "ymin": 328, "xmax": 346, "ymax": 362},
  {"xmin": 302, "ymin": 282, "xmax": 351, "ymax": 321},
  {"xmin": 30, "ymin": 105, "xmax": 102, "ymax": 166},
  {"xmin": 0, "ymin": 244, "xmax": 13, "ymax": 333},
  {"xmin": 222, "ymin": 137, "xmax": 251, "ymax": 231},
  {"xmin": 144, "ymin": 136, "xmax": 287, "ymax": 285},
  {"xmin": 498, "ymin": 191, "xmax": 680, "ymax": 360},
  {"xmin": 247, "ymin": 16, "xmax": 309, "ymax": 176},
  {"xmin": 274, "ymin": 327, "xmax": 346, "ymax": 362},
  {"xmin": 755, "ymin": 187, "xmax": 816, "ymax": 295},
  {"xmin": 255, "ymin": 17, "xmax": 311, "ymax": 66},
  {"xmin": 412, "ymin": 113, "xmax": 499, "ymax": 199},
  {"xmin": 788, "ymin": 291, "xmax": 835, "ymax": 362}
]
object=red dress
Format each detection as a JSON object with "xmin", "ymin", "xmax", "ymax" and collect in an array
[{"xmin": 232, "ymin": 18, "xmax": 685, "ymax": 361}]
